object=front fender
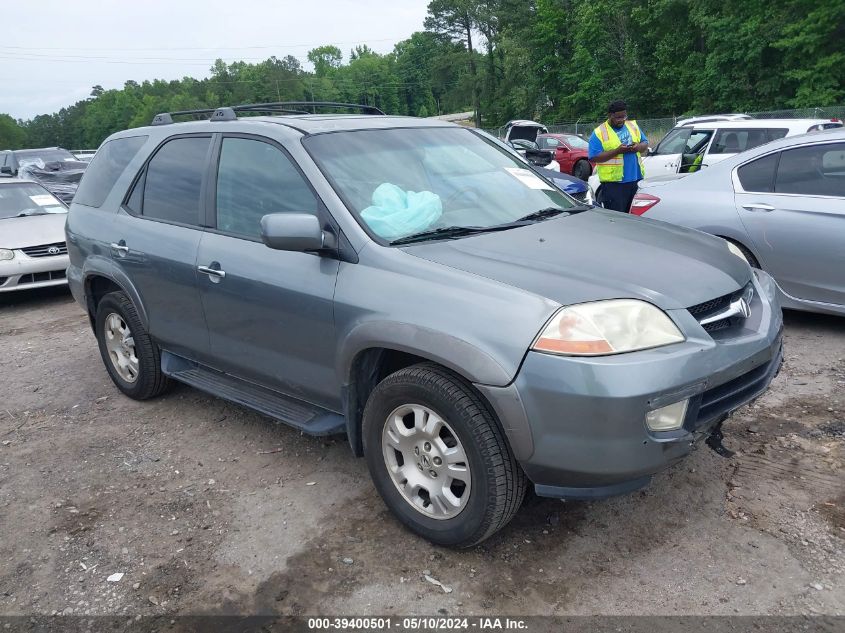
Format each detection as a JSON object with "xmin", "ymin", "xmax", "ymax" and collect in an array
[{"xmin": 337, "ymin": 320, "xmax": 513, "ymax": 387}]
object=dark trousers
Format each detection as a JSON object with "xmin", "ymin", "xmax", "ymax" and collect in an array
[{"xmin": 599, "ymin": 180, "xmax": 640, "ymax": 213}]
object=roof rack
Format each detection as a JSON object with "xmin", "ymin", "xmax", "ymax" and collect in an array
[{"xmin": 151, "ymin": 101, "xmax": 385, "ymax": 126}]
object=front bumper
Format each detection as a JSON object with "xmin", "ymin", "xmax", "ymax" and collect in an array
[
  {"xmin": 0, "ymin": 252, "xmax": 69, "ymax": 293},
  {"xmin": 479, "ymin": 270, "xmax": 783, "ymax": 499}
]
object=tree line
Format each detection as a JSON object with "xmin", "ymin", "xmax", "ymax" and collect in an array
[{"xmin": 1, "ymin": 0, "xmax": 842, "ymax": 150}]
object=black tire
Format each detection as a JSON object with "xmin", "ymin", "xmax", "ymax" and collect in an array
[
  {"xmin": 573, "ymin": 159, "xmax": 591, "ymax": 181},
  {"xmin": 95, "ymin": 291, "xmax": 170, "ymax": 400},
  {"xmin": 362, "ymin": 363, "xmax": 527, "ymax": 547}
]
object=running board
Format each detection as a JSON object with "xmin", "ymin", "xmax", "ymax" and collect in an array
[{"xmin": 161, "ymin": 352, "xmax": 345, "ymax": 436}]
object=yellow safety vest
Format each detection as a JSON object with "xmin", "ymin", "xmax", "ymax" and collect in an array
[
  {"xmin": 686, "ymin": 153, "xmax": 703, "ymax": 173},
  {"xmin": 594, "ymin": 120, "xmax": 645, "ymax": 182}
]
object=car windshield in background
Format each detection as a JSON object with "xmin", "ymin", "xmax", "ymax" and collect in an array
[
  {"xmin": 15, "ymin": 149, "xmax": 78, "ymax": 163},
  {"xmin": 563, "ymin": 135, "xmax": 589, "ymax": 149},
  {"xmin": 0, "ymin": 183, "xmax": 66, "ymax": 219},
  {"xmin": 305, "ymin": 127, "xmax": 576, "ymax": 242}
]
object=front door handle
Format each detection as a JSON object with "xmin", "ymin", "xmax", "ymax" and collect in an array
[
  {"xmin": 742, "ymin": 203, "xmax": 775, "ymax": 212},
  {"xmin": 197, "ymin": 264, "xmax": 226, "ymax": 279}
]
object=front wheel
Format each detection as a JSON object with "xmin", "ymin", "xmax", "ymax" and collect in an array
[{"xmin": 362, "ymin": 363, "xmax": 527, "ymax": 547}]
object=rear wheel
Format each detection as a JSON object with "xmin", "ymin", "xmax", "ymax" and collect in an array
[
  {"xmin": 95, "ymin": 291, "xmax": 171, "ymax": 400},
  {"xmin": 362, "ymin": 363, "xmax": 527, "ymax": 547},
  {"xmin": 573, "ymin": 159, "xmax": 591, "ymax": 181}
]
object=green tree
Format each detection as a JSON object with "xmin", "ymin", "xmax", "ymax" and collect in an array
[{"xmin": 0, "ymin": 114, "xmax": 27, "ymax": 149}]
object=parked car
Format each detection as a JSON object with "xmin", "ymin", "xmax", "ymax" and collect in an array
[
  {"xmin": 587, "ymin": 117, "xmax": 844, "ymax": 196},
  {"xmin": 1, "ymin": 147, "xmax": 88, "ymax": 204},
  {"xmin": 501, "ymin": 119, "xmax": 547, "ymax": 144},
  {"xmin": 631, "ymin": 129, "xmax": 845, "ymax": 317},
  {"xmin": 0, "ymin": 179, "xmax": 70, "ymax": 293},
  {"xmin": 472, "ymin": 129, "xmax": 591, "ymax": 202},
  {"xmin": 0, "ymin": 147, "xmax": 81, "ymax": 176},
  {"xmin": 536, "ymin": 133, "xmax": 594, "ymax": 180},
  {"xmin": 66, "ymin": 102, "xmax": 783, "ymax": 546},
  {"xmin": 508, "ymin": 138, "xmax": 560, "ymax": 171}
]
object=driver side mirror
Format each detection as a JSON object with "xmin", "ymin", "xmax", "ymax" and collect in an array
[
  {"xmin": 260, "ymin": 213, "xmax": 336, "ymax": 253},
  {"xmin": 647, "ymin": 147, "xmax": 655, "ymax": 155}
]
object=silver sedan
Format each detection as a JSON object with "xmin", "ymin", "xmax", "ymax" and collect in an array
[
  {"xmin": 631, "ymin": 128, "xmax": 845, "ymax": 317},
  {"xmin": 0, "ymin": 179, "xmax": 70, "ymax": 293}
]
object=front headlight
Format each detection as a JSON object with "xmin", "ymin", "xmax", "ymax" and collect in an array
[
  {"xmin": 532, "ymin": 299, "xmax": 685, "ymax": 356},
  {"xmin": 0, "ymin": 248, "xmax": 14, "ymax": 261}
]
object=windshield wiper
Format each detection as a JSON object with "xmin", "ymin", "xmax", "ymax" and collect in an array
[
  {"xmin": 390, "ymin": 224, "xmax": 520, "ymax": 245},
  {"xmin": 16, "ymin": 210, "xmax": 49, "ymax": 217},
  {"xmin": 515, "ymin": 207, "xmax": 570, "ymax": 223}
]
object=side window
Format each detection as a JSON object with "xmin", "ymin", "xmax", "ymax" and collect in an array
[
  {"xmin": 684, "ymin": 130, "xmax": 713, "ymax": 153},
  {"xmin": 775, "ymin": 143, "xmax": 845, "ymax": 197},
  {"xmin": 653, "ymin": 128, "xmax": 691, "ymax": 155},
  {"xmin": 142, "ymin": 136, "xmax": 211, "ymax": 225},
  {"xmin": 215, "ymin": 137, "xmax": 318, "ymax": 239},
  {"xmin": 767, "ymin": 128, "xmax": 789, "ymax": 141},
  {"xmin": 711, "ymin": 128, "xmax": 770, "ymax": 155},
  {"xmin": 737, "ymin": 153, "xmax": 778, "ymax": 193},
  {"xmin": 539, "ymin": 137, "xmax": 560, "ymax": 149},
  {"xmin": 73, "ymin": 136, "xmax": 147, "ymax": 208}
]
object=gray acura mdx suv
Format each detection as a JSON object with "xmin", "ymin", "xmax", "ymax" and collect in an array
[{"xmin": 67, "ymin": 102, "xmax": 784, "ymax": 546}]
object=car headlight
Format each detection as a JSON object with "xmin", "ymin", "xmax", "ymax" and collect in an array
[
  {"xmin": 725, "ymin": 240, "xmax": 749, "ymax": 264},
  {"xmin": 0, "ymin": 248, "xmax": 14, "ymax": 261},
  {"xmin": 532, "ymin": 299, "xmax": 685, "ymax": 356}
]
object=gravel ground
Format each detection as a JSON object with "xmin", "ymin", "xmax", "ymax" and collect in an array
[{"xmin": 0, "ymin": 286, "xmax": 842, "ymax": 617}]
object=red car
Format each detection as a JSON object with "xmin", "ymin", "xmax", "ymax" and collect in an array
[{"xmin": 536, "ymin": 133, "xmax": 594, "ymax": 181}]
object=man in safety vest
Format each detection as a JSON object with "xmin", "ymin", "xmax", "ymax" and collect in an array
[{"xmin": 587, "ymin": 100, "xmax": 649, "ymax": 212}]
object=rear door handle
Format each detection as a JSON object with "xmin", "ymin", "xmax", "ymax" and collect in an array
[
  {"xmin": 110, "ymin": 241, "xmax": 129, "ymax": 256},
  {"xmin": 197, "ymin": 264, "xmax": 226, "ymax": 279},
  {"xmin": 742, "ymin": 203, "xmax": 775, "ymax": 212}
]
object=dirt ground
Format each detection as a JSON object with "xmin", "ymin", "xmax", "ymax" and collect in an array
[{"xmin": 0, "ymin": 286, "xmax": 842, "ymax": 617}]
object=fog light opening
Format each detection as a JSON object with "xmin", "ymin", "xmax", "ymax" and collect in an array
[{"xmin": 646, "ymin": 399, "xmax": 689, "ymax": 432}]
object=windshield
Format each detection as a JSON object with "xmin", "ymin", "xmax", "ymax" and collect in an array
[
  {"xmin": 305, "ymin": 127, "xmax": 577, "ymax": 242},
  {"xmin": 16, "ymin": 149, "xmax": 78, "ymax": 163},
  {"xmin": 563, "ymin": 135, "xmax": 589, "ymax": 149},
  {"xmin": 0, "ymin": 183, "xmax": 67, "ymax": 219}
]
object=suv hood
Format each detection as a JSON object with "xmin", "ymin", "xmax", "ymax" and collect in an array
[
  {"xmin": 1, "ymin": 214, "xmax": 67, "ymax": 249},
  {"xmin": 403, "ymin": 209, "xmax": 750, "ymax": 310}
]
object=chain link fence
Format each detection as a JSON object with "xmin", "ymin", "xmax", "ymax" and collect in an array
[{"xmin": 485, "ymin": 106, "xmax": 845, "ymax": 143}]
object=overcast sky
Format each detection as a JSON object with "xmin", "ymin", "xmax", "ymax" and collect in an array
[{"xmin": 0, "ymin": 0, "xmax": 431, "ymax": 121}]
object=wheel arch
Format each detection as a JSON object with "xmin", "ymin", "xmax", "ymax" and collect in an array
[
  {"xmin": 81, "ymin": 258, "xmax": 149, "ymax": 332},
  {"xmin": 341, "ymin": 341, "xmax": 512, "ymax": 459}
]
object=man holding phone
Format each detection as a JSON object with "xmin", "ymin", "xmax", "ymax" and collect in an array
[{"xmin": 588, "ymin": 100, "xmax": 648, "ymax": 212}]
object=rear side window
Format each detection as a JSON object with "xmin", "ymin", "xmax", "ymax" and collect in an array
[
  {"xmin": 737, "ymin": 153, "xmax": 778, "ymax": 192},
  {"xmin": 709, "ymin": 129, "xmax": 770, "ymax": 155},
  {"xmin": 767, "ymin": 128, "xmax": 789, "ymax": 141},
  {"xmin": 215, "ymin": 137, "xmax": 318, "ymax": 239},
  {"xmin": 538, "ymin": 137, "xmax": 560, "ymax": 148},
  {"xmin": 141, "ymin": 136, "xmax": 210, "ymax": 226},
  {"xmin": 73, "ymin": 136, "xmax": 147, "ymax": 208},
  {"xmin": 775, "ymin": 143, "xmax": 845, "ymax": 197}
]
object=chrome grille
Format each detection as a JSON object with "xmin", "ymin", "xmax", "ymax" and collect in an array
[
  {"xmin": 21, "ymin": 242, "xmax": 67, "ymax": 258},
  {"xmin": 688, "ymin": 282, "xmax": 754, "ymax": 333}
]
